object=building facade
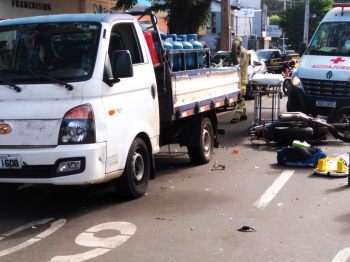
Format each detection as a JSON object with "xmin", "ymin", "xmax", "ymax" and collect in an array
[{"xmin": 0, "ymin": 0, "xmax": 151, "ymax": 20}]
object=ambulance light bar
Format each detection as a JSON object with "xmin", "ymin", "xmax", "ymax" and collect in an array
[{"xmin": 333, "ymin": 3, "xmax": 350, "ymax": 7}]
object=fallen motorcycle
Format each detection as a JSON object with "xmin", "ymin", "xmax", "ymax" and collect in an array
[{"xmin": 249, "ymin": 107, "xmax": 350, "ymax": 144}]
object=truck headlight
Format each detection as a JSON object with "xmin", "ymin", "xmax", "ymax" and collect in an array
[{"xmin": 58, "ymin": 104, "xmax": 96, "ymax": 145}]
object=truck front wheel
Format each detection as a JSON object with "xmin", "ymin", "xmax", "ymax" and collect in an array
[
  {"xmin": 187, "ymin": 117, "xmax": 213, "ymax": 165},
  {"xmin": 114, "ymin": 138, "xmax": 150, "ymax": 199}
]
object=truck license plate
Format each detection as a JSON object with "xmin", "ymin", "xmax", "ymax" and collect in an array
[
  {"xmin": 316, "ymin": 100, "xmax": 336, "ymax": 108},
  {"xmin": 0, "ymin": 155, "xmax": 22, "ymax": 169}
]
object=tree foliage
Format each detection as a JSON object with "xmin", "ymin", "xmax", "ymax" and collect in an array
[
  {"xmin": 269, "ymin": 15, "xmax": 282, "ymax": 46},
  {"xmin": 269, "ymin": 15, "xmax": 281, "ymax": 25},
  {"xmin": 114, "ymin": 0, "xmax": 211, "ymax": 34},
  {"xmin": 261, "ymin": 0, "xmax": 284, "ymax": 15},
  {"xmin": 278, "ymin": 0, "xmax": 332, "ymax": 50}
]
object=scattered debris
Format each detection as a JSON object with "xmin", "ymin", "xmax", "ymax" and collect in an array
[
  {"xmin": 237, "ymin": 226, "xmax": 256, "ymax": 232},
  {"xmin": 232, "ymin": 149, "xmax": 239, "ymax": 154},
  {"xmin": 214, "ymin": 136, "xmax": 221, "ymax": 148},
  {"xmin": 211, "ymin": 161, "xmax": 225, "ymax": 171}
]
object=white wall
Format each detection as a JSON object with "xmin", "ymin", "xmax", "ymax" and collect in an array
[{"xmin": 235, "ymin": 0, "xmax": 261, "ymax": 37}]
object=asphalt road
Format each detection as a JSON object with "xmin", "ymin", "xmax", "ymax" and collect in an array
[{"xmin": 1, "ymin": 96, "xmax": 350, "ymax": 262}]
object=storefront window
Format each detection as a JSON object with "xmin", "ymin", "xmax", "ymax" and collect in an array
[{"xmin": 0, "ymin": 22, "xmax": 101, "ymax": 83}]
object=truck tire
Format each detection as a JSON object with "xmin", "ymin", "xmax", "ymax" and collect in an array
[
  {"xmin": 187, "ymin": 117, "xmax": 213, "ymax": 165},
  {"xmin": 114, "ymin": 138, "xmax": 150, "ymax": 199}
]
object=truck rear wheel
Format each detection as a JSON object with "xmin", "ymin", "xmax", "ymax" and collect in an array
[
  {"xmin": 187, "ymin": 117, "xmax": 213, "ymax": 165},
  {"xmin": 114, "ymin": 138, "xmax": 150, "ymax": 199}
]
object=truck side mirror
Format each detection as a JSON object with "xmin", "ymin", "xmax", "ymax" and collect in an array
[
  {"xmin": 112, "ymin": 50, "xmax": 134, "ymax": 80},
  {"xmin": 298, "ymin": 42, "xmax": 307, "ymax": 57}
]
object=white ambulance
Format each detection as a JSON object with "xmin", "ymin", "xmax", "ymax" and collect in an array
[{"xmin": 287, "ymin": 2, "xmax": 350, "ymax": 117}]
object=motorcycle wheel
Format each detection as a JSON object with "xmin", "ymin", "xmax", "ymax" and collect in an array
[
  {"xmin": 283, "ymin": 79, "xmax": 291, "ymax": 96},
  {"xmin": 331, "ymin": 106, "xmax": 350, "ymax": 142},
  {"xmin": 270, "ymin": 126, "xmax": 314, "ymax": 143}
]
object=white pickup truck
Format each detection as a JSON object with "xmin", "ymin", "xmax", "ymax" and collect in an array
[{"xmin": 0, "ymin": 12, "xmax": 240, "ymax": 199}]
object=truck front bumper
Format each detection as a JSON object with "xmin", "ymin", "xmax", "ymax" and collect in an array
[{"xmin": 0, "ymin": 142, "xmax": 121, "ymax": 185}]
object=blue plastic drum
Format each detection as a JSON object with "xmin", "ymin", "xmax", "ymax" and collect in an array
[
  {"xmin": 187, "ymin": 34, "xmax": 203, "ymax": 68},
  {"xmin": 177, "ymin": 35, "xmax": 194, "ymax": 69},
  {"xmin": 167, "ymin": 34, "xmax": 183, "ymax": 71}
]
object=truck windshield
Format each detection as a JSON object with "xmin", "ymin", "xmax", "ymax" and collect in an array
[
  {"xmin": 0, "ymin": 22, "xmax": 100, "ymax": 84},
  {"xmin": 307, "ymin": 22, "xmax": 350, "ymax": 57}
]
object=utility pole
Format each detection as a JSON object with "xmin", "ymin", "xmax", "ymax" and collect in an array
[
  {"xmin": 280, "ymin": 34, "xmax": 288, "ymax": 54},
  {"xmin": 303, "ymin": 0, "xmax": 310, "ymax": 44},
  {"xmin": 221, "ymin": 0, "xmax": 231, "ymax": 51}
]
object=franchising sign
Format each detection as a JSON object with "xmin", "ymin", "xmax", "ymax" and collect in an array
[{"xmin": 11, "ymin": 1, "xmax": 52, "ymax": 11}]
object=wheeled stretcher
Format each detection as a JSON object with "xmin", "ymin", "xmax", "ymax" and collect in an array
[{"xmin": 248, "ymin": 74, "xmax": 284, "ymax": 142}]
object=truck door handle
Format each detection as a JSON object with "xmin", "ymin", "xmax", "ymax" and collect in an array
[{"xmin": 151, "ymin": 85, "xmax": 156, "ymax": 99}]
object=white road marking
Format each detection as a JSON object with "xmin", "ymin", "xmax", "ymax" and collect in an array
[
  {"xmin": 36, "ymin": 219, "xmax": 66, "ymax": 238},
  {"xmin": 50, "ymin": 248, "xmax": 110, "ymax": 262},
  {"xmin": 253, "ymin": 170, "xmax": 295, "ymax": 210},
  {"xmin": 1, "ymin": 218, "xmax": 54, "ymax": 237},
  {"xmin": 50, "ymin": 222, "xmax": 136, "ymax": 262},
  {"xmin": 0, "ymin": 238, "xmax": 41, "ymax": 257},
  {"xmin": 0, "ymin": 219, "xmax": 66, "ymax": 258},
  {"xmin": 332, "ymin": 247, "xmax": 350, "ymax": 262}
]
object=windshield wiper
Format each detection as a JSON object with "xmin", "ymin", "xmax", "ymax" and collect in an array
[
  {"xmin": 27, "ymin": 69, "xmax": 74, "ymax": 91},
  {"xmin": 0, "ymin": 77, "xmax": 22, "ymax": 92}
]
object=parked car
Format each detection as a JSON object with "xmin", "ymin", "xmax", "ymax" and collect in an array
[
  {"xmin": 210, "ymin": 51, "xmax": 232, "ymax": 67},
  {"xmin": 256, "ymin": 49, "xmax": 299, "ymax": 74},
  {"xmin": 245, "ymin": 49, "xmax": 268, "ymax": 99}
]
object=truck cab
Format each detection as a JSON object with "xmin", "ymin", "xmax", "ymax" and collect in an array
[
  {"xmin": 0, "ymin": 14, "xmax": 159, "ymax": 198},
  {"xmin": 287, "ymin": 2, "xmax": 350, "ymax": 116}
]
